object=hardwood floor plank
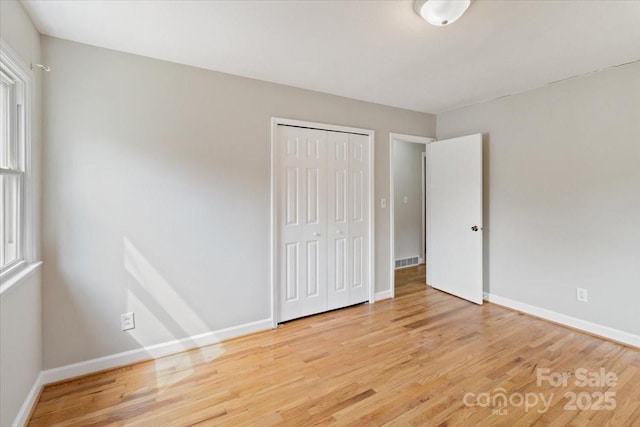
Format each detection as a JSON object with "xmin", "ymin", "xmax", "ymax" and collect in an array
[{"xmin": 28, "ymin": 265, "xmax": 640, "ymax": 426}]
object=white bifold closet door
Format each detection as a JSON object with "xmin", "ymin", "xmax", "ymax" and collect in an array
[{"xmin": 277, "ymin": 125, "xmax": 369, "ymax": 322}]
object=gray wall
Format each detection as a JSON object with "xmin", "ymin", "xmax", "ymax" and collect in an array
[
  {"xmin": 437, "ymin": 61, "xmax": 640, "ymax": 335},
  {"xmin": 393, "ymin": 140, "xmax": 425, "ymax": 261},
  {"xmin": 41, "ymin": 36, "xmax": 436, "ymax": 369},
  {"xmin": 0, "ymin": 1, "xmax": 43, "ymax": 426},
  {"xmin": 0, "ymin": 270, "xmax": 41, "ymax": 427}
]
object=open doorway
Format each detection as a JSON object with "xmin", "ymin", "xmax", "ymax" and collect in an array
[{"xmin": 389, "ymin": 133, "xmax": 435, "ymax": 297}]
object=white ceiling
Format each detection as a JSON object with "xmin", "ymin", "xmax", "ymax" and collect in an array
[{"xmin": 21, "ymin": 0, "xmax": 640, "ymax": 114}]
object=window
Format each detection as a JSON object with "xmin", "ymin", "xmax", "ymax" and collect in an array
[{"xmin": 0, "ymin": 42, "xmax": 29, "ymax": 278}]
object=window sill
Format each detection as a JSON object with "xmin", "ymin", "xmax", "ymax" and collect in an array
[{"xmin": 0, "ymin": 261, "xmax": 43, "ymax": 295}]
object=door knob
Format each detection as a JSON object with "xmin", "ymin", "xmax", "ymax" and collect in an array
[
  {"xmin": 471, "ymin": 225, "xmax": 482, "ymax": 232},
  {"xmin": 313, "ymin": 232, "xmax": 320, "ymax": 237},
  {"xmin": 336, "ymin": 230, "xmax": 343, "ymax": 235}
]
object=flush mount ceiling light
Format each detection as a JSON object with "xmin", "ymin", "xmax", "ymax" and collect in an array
[{"xmin": 414, "ymin": 0, "xmax": 471, "ymax": 26}]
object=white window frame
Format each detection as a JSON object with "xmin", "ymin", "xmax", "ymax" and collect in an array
[{"xmin": 0, "ymin": 38, "xmax": 39, "ymax": 291}]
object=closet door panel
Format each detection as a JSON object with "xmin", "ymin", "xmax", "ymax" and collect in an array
[
  {"xmin": 348, "ymin": 134, "xmax": 369, "ymax": 304},
  {"xmin": 327, "ymin": 131, "xmax": 350, "ymax": 310},
  {"xmin": 278, "ymin": 126, "xmax": 328, "ymax": 321}
]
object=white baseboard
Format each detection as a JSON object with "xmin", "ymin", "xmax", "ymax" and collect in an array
[
  {"xmin": 375, "ymin": 290, "xmax": 393, "ymax": 301},
  {"xmin": 12, "ymin": 372, "xmax": 43, "ymax": 427},
  {"xmin": 40, "ymin": 318, "xmax": 272, "ymax": 385},
  {"xmin": 485, "ymin": 294, "xmax": 639, "ymax": 348}
]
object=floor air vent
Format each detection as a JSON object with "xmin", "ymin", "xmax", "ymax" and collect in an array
[{"xmin": 395, "ymin": 256, "xmax": 420, "ymax": 269}]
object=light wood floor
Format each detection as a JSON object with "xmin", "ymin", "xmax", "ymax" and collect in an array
[{"xmin": 29, "ymin": 265, "xmax": 640, "ymax": 426}]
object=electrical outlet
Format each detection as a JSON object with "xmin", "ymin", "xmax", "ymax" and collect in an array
[
  {"xmin": 576, "ymin": 288, "xmax": 588, "ymax": 303},
  {"xmin": 121, "ymin": 312, "xmax": 135, "ymax": 330}
]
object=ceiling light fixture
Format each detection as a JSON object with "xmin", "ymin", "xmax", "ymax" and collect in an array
[{"xmin": 414, "ymin": 0, "xmax": 471, "ymax": 26}]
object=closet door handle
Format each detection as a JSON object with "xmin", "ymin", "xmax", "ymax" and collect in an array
[{"xmin": 313, "ymin": 232, "xmax": 320, "ymax": 237}]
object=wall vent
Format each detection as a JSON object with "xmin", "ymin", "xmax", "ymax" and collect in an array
[{"xmin": 395, "ymin": 256, "xmax": 420, "ymax": 269}]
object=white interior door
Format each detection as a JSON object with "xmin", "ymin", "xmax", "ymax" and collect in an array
[
  {"xmin": 277, "ymin": 125, "xmax": 370, "ymax": 322},
  {"xmin": 327, "ymin": 131, "xmax": 350, "ymax": 309},
  {"xmin": 346, "ymin": 133, "xmax": 369, "ymax": 305},
  {"xmin": 278, "ymin": 126, "xmax": 328, "ymax": 321},
  {"xmin": 327, "ymin": 132, "xmax": 370, "ymax": 309},
  {"xmin": 427, "ymin": 134, "xmax": 483, "ymax": 304}
]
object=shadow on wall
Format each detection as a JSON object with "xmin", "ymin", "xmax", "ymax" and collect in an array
[{"xmin": 123, "ymin": 237, "xmax": 226, "ymax": 383}]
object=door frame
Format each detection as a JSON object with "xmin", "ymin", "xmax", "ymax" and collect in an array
[
  {"xmin": 421, "ymin": 151, "xmax": 427, "ymax": 263},
  {"xmin": 270, "ymin": 117, "xmax": 376, "ymax": 327},
  {"xmin": 389, "ymin": 133, "xmax": 435, "ymax": 298}
]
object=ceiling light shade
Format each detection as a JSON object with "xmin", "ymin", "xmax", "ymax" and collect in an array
[{"xmin": 414, "ymin": 0, "xmax": 471, "ymax": 26}]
